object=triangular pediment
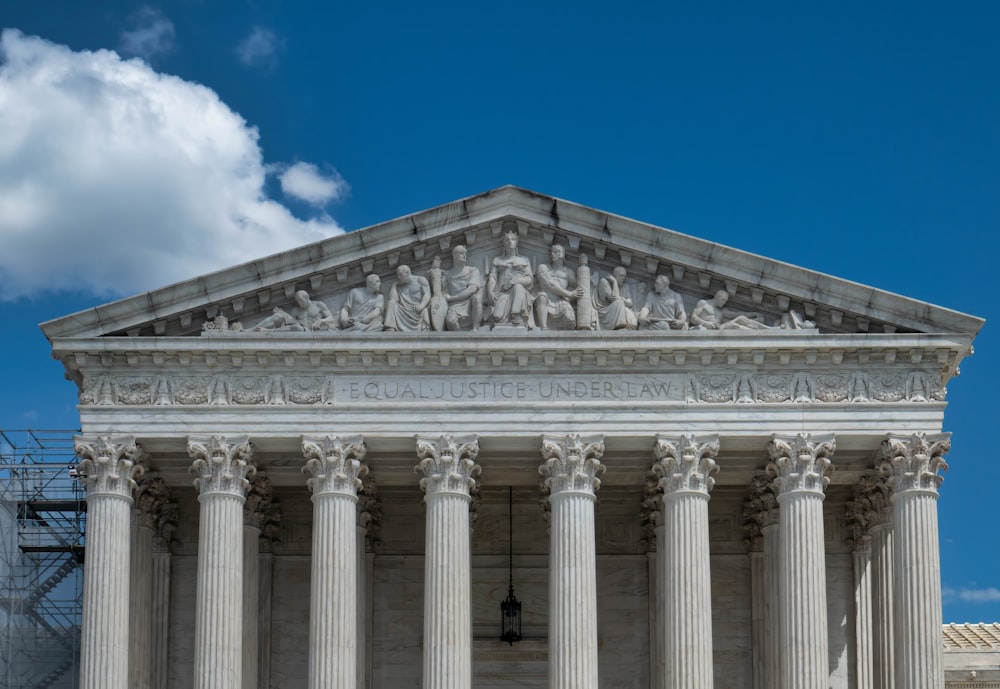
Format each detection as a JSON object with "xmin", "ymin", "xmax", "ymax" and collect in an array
[{"xmin": 41, "ymin": 186, "xmax": 983, "ymax": 340}]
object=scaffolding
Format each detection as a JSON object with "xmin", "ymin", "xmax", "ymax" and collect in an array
[{"xmin": 0, "ymin": 430, "xmax": 83, "ymax": 689}]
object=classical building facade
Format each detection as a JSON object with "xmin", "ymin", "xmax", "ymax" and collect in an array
[{"xmin": 42, "ymin": 187, "xmax": 984, "ymax": 689}]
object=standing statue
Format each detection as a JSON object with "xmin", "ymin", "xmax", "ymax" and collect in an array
[
  {"xmin": 339, "ymin": 274, "xmax": 385, "ymax": 331},
  {"xmin": 485, "ymin": 230, "xmax": 534, "ymax": 327},
  {"xmin": 384, "ymin": 265, "xmax": 431, "ymax": 332},
  {"xmin": 690, "ymin": 290, "xmax": 771, "ymax": 330},
  {"xmin": 253, "ymin": 290, "xmax": 336, "ymax": 332},
  {"xmin": 442, "ymin": 245, "xmax": 483, "ymax": 331},
  {"xmin": 594, "ymin": 266, "xmax": 638, "ymax": 330},
  {"xmin": 534, "ymin": 244, "xmax": 584, "ymax": 330},
  {"xmin": 638, "ymin": 275, "xmax": 688, "ymax": 330}
]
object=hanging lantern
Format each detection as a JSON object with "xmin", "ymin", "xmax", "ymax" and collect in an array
[{"xmin": 500, "ymin": 485, "xmax": 522, "ymax": 644}]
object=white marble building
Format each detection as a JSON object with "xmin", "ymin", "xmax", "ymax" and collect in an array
[{"xmin": 41, "ymin": 187, "xmax": 985, "ymax": 689}]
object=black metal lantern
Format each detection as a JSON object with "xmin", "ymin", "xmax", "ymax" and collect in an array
[{"xmin": 500, "ymin": 486, "xmax": 522, "ymax": 644}]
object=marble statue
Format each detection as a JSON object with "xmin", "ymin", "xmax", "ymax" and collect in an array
[
  {"xmin": 690, "ymin": 290, "xmax": 771, "ymax": 330},
  {"xmin": 535, "ymin": 244, "xmax": 584, "ymax": 330},
  {"xmin": 253, "ymin": 290, "xmax": 336, "ymax": 332},
  {"xmin": 780, "ymin": 307, "xmax": 816, "ymax": 330},
  {"xmin": 339, "ymin": 274, "xmax": 385, "ymax": 331},
  {"xmin": 485, "ymin": 230, "xmax": 534, "ymax": 327},
  {"xmin": 441, "ymin": 245, "xmax": 483, "ymax": 331},
  {"xmin": 428, "ymin": 256, "xmax": 448, "ymax": 331},
  {"xmin": 384, "ymin": 265, "xmax": 431, "ymax": 332},
  {"xmin": 638, "ymin": 275, "xmax": 688, "ymax": 331},
  {"xmin": 593, "ymin": 266, "xmax": 638, "ymax": 330}
]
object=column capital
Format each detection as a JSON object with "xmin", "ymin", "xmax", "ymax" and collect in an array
[
  {"xmin": 415, "ymin": 434, "xmax": 481, "ymax": 497},
  {"xmin": 880, "ymin": 432, "xmax": 950, "ymax": 496},
  {"xmin": 134, "ymin": 472, "xmax": 171, "ymax": 530},
  {"xmin": 846, "ymin": 474, "xmax": 893, "ymax": 550},
  {"xmin": 244, "ymin": 472, "xmax": 274, "ymax": 529},
  {"xmin": 302, "ymin": 435, "xmax": 367, "ymax": 497},
  {"xmin": 74, "ymin": 434, "xmax": 143, "ymax": 499},
  {"xmin": 639, "ymin": 471, "xmax": 662, "ymax": 552},
  {"xmin": 743, "ymin": 474, "xmax": 779, "ymax": 551},
  {"xmin": 539, "ymin": 434, "xmax": 605, "ymax": 498},
  {"xmin": 766, "ymin": 433, "xmax": 835, "ymax": 497},
  {"xmin": 652, "ymin": 434, "xmax": 720, "ymax": 496},
  {"xmin": 152, "ymin": 503, "xmax": 178, "ymax": 554},
  {"xmin": 187, "ymin": 435, "xmax": 255, "ymax": 497}
]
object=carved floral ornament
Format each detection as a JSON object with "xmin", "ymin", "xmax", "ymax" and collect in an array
[
  {"xmin": 187, "ymin": 435, "xmax": 255, "ymax": 497},
  {"xmin": 74, "ymin": 434, "xmax": 143, "ymax": 498},
  {"xmin": 198, "ymin": 233, "xmax": 831, "ymax": 336},
  {"xmin": 301, "ymin": 435, "xmax": 368, "ymax": 497},
  {"xmin": 652, "ymin": 434, "xmax": 720, "ymax": 496},
  {"xmin": 415, "ymin": 434, "xmax": 481, "ymax": 497},
  {"xmin": 766, "ymin": 433, "xmax": 836, "ymax": 496},
  {"xmin": 879, "ymin": 432, "xmax": 950, "ymax": 495},
  {"xmin": 539, "ymin": 434, "xmax": 606, "ymax": 498}
]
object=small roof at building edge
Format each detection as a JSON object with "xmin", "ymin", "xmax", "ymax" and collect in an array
[{"xmin": 40, "ymin": 185, "xmax": 985, "ymax": 340}]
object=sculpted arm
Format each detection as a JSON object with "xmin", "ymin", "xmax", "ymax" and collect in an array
[
  {"xmin": 364, "ymin": 294, "xmax": 385, "ymax": 323},
  {"xmin": 537, "ymin": 263, "xmax": 577, "ymax": 299},
  {"xmin": 416, "ymin": 276, "xmax": 432, "ymax": 312},
  {"xmin": 690, "ymin": 300, "xmax": 716, "ymax": 329},
  {"xmin": 637, "ymin": 291, "xmax": 655, "ymax": 325}
]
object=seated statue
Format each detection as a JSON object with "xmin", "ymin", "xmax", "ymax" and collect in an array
[
  {"xmin": 690, "ymin": 289, "xmax": 771, "ymax": 330},
  {"xmin": 485, "ymin": 230, "xmax": 533, "ymax": 327},
  {"xmin": 638, "ymin": 275, "xmax": 688, "ymax": 330},
  {"xmin": 441, "ymin": 245, "xmax": 483, "ymax": 331},
  {"xmin": 594, "ymin": 266, "xmax": 637, "ymax": 330},
  {"xmin": 339, "ymin": 274, "xmax": 385, "ymax": 331},
  {"xmin": 384, "ymin": 265, "xmax": 431, "ymax": 332},
  {"xmin": 534, "ymin": 244, "xmax": 583, "ymax": 330},
  {"xmin": 253, "ymin": 290, "xmax": 336, "ymax": 332}
]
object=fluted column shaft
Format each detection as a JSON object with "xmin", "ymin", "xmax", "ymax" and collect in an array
[
  {"xmin": 654, "ymin": 434, "xmax": 718, "ymax": 689},
  {"xmin": 242, "ymin": 475, "xmax": 271, "ymax": 689},
  {"xmin": 870, "ymin": 521, "xmax": 894, "ymax": 689},
  {"xmin": 129, "ymin": 516, "xmax": 154, "ymax": 689},
  {"xmin": 882, "ymin": 433, "xmax": 949, "ymax": 689},
  {"xmin": 151, "ymin": 548, "xmax": 172, "ymax": 689},
  {"xmin": 303, "ymin": 436, "xmax": 367, "ymax": 689},
  {"xmin": 540, "ymin": 434, "xmax": 605, "ymax": 689},
  {"xmin": 258, "ymin": 546, "xmax": 275, "ymax": 689},
  {"xmin": 189, "ymin": 435, "xmax": 254, "ymax": 689},
  {"xmin": 761, "ymin": 523, "xmax": 779, "ymax": 689},
  {"xmin": 749, "ymin": 550, "xmax": 765, "ymax": 689},
  {"xmin": 768, "ymin": 433, "xmax": 835, "ymax": 689},
  {"xmin": 854, "ymin": 546, "xmax": 874, "ymax": 689},
  {"xmin": 75, "ymin": 435, "xmax": 141, "ymax": 689},
  {"xmin": 652, "ymin": 524, "xmax": 665, "ymax": 689},
  {"xmin": 416, "ymin": 434, "xmax": 480, "ymax": 689}
]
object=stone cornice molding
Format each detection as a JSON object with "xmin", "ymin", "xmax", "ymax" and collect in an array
[
  {"xmin": 187, "ymin": 435, "xmax": 255, "ymax": 498},
  {"xmin": 243, "ymin": 472, "xmax": 274, "ymax": 529},
  {"xmin": 133, "ymin": 472, "xmax": 170, "ymax": 530},
  {"xmin": 652, "ymin": 433, "xmax": 720, "ymax": 496},
  {"xmin": 539, "ymin": 434, "xmax": 606, "ymax": 498},
  {"xmin": 301, "ymin": 435, "xmax": 367, "ymax": 498},
  {"xmin": 415, "ymin": 434, "xmax": 481, "ymax": 498},
  {"xmin": 766, "ymin": 433, "xmax": 836, "ymax": 497},
  {"xmin": 74, "ymin": 434, "xmax": 143, "ymax": 500},
  {"xmin": 880, "ymin": 432, "xmax": 950, "ymax": 496},
  {"xmin": 743, "ymin": 474, "xmax": 779, "ymax": 551}
]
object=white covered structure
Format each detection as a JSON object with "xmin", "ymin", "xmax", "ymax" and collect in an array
[{"xmin": 41, "ymin": 187, "xmax": 985, "ymax": 689}]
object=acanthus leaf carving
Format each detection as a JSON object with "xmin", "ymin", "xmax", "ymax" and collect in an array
[
  {"xmin": 415, "ymin": 434, "xmax": 480, "ymax": 497},
  {"xmin": 651, "ymin": 434, "xmax": 720, "ymax": 496},
  {"xmin": 187, "ymin": 435, "xmax": 255, "ymax": 497},
  {"xmin": 743, "ymin": 473, "xmax": 779, "ymax": 551},
  {"xmin": 539, "ymin": 434, "xmax": 605, "ymax": 498},
  {"xmin": 766, "ymin": 433, "xmax": 836, "ymax": 496},
  {"xmin": 879, "ymin": 432, "xmax": 950, "ymax": 495},
  {"xmin": 301, "ymin": 435, "xmax": 367, "ymax": 497},
  {"xmin": 243, "ymin": 472, "xmax": 274, "ymax": 529},
  {"xmin": 74, "ymin": 434, "xmax": 143, "ymax": 499}
]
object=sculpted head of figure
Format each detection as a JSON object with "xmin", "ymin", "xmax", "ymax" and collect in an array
[
  {"xmin": 613, "ymin": 266, "xmax": 627, "ymax": 283},
  {"xmin": 452, "ymin": 244, "xmax": 467, "ymax": 264},
  {"xmin": 654, "ymin": 275, "xmax": 671, "ymax": 294},
  {"xmin": 366, "ymin": 274, "xmax": 381, "ymax": 293},
  {"xmin": 431, "ymin": 255, "xmax": 441, "ymax": 269},
  {"xmin": 503, "ymin": 231, "xmax": 519, "ymax": 252},
  {"xmin": 550, "ymin": 244, "xmax": 566, "ymax": 264},
  {"xmin": 714, "ymin": 289, "xmax": 729, "ymax": 306},
  {"xmin": 396, "ymin": 265, "xmax": 412, "ymax": 284},
  {"xmin": 294, "ymin": 290, "xmax": 310, "ymax": 307}
]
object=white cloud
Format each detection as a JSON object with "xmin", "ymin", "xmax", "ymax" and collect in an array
[
  {"xmin": 944, "ymin": 586, "xmax": 1000, "ymax": 603},
  {"xmin": 119, "ymin": 7, "xmax": 175, "ymax": 60},
  {"xmin": 279, "ymin": 162, "xmax": 349, "ymax": 206},
  {"xmin": 0, "ymin": 30, "xmax": 344, "ymax": 301},
  {"xmin": 237, "ymin": 27, "xmax": 281, "ymax": 68}
]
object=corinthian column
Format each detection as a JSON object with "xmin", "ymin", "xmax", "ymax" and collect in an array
[
  {"xmin": 151, "ymin": 503, "xmax": 177, "ymax": 689},
  {"xmin": 416, "ymin": 434, "xmax": 481, "ymax": 689},
  {"xmin": 75, "ymin": 435, "xmax": 142, "ymax": 689},
  {"xmin": 744, "ymin": 474, "xmax": 779, "ymax": 689},
  {"xmin": 767, "ymin": 433, "xmax": 835, "ymax": 689},
  {"xmin": 242, "ymin": 473, "xmax": 272, "ymax": 689},
  {"xmin": 302, "ymin": 436, "xmax": 367, "ymax": 689},
  {"xmin": 652, "ymin": 434, "xmax": 719, "ymax": 689},
  {"xmin": 539, "ymin": 434, "xmax": 605, "ymax": 689},
  {"xmin": 130, "ymin": 472, "xmax": 170, "ymax": 689},
  {"xmin": 880, "ymin": 433, "xmax": 950, "ymax": 689},
  {"xmin": 188, "ymin": 435, "xmax": 255, "ymax": 689},
  {"xmin": 866, "ymin": 477, "xmax": 894, "ymax": 689},
  {"xmin": 846, "ymin": 480, "xmax": 876, "ymax": 689}
]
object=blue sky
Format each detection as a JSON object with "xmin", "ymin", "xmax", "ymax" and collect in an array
[{"xmin": 0, "ymin": 2, "xmax": 997, "ymax": 622}]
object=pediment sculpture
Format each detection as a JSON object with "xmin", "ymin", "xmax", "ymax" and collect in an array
[{"xmin": 203, "ymin": 236, "xmax": 817, "ymax": 336}]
